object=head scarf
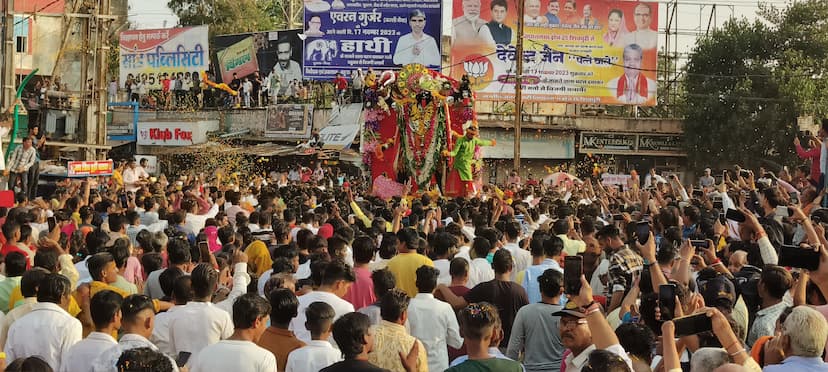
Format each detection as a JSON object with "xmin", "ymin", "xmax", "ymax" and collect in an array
[{"xmin": 244, "ymin": 240, "xmax": 272, "ymax": 276}]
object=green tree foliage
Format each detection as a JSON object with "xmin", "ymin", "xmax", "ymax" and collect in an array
[
  {"xmin": 167, "ymin": 0, "xmax": 285, "ymax": 35},
  {"xmin": 683, "ymin": 0, "xmax": 828, "ymax": 169}
]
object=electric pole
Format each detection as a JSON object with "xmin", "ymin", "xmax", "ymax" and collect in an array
[
  {"xmin": 94, "ymin": 0, "xmax": 112, "ymax": 160},
  {"xmin": 79, "ymin": 12, "xmax": 92, "ymax": 159},
  {"xmin": 513, "ymin": 0, "xmax": 524, "ymax": 171},
  {"xmin": 2, "ymin": 0, "xmax": 14, "ymax": 110}
]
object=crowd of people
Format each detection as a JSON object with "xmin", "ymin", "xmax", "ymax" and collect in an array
[{"xmin": 2, "ymin": 120, "xmax": 828, "ymax": 371}]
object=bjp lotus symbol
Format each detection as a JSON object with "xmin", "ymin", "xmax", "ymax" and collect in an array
[{"xmin": 463, "ymin": 55, "xmax": 492, "ymax": 89}]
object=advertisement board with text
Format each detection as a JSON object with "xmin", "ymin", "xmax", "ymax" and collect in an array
[
  {"xmin": 119, "ymin": 26, "xmax": 209, "ymax": 89},
  {"xmin": 303, "ymin": 0, "xmax": 442, "ymax": 79},
  {"xmin": 449, "ymin": 0, "xmax": 658, "ymax": 105}
]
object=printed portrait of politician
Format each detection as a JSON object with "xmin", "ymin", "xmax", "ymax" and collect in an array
[
  {"xmin": 559, "ymin": 0, "xmax": 579, "ymax": 24},
  {"xmin": 452, "ymin": 0, "xmax": 494, "ymax": 46},
  {"xmin": 607, "ymin": 43, "xmax": 656, "ymax": 105},
  {"xmin": 304, "ymin": 15, "xmax": 325, "ymax": 38},
  {"xmin": 621, "ymin": 3, "xmax": 657, "ymax": 49},
  {"xmin": 579, "ymin": 4, "xmax": 599, "ymax": 27},
  {"xmin": 272, "ymin": 38, "xmax": 303, "ymax": 94},
  {"xmin": 480, "ymin": 0, "xmax": 512, "ymax": 45},
  {"xmin": 393, "ymin": 9, "xmax": 440, "ymax": 68},
  {"xmin": 603, "ymin": 9, "xmax": 628, "ymax": 47},
  {"xmin": 524, "ymin": 0, "xmax": 549, "ymax": 25},
  {"xmin": 545, "ymin": 1, "xmax": 560, "ymax": 24}
]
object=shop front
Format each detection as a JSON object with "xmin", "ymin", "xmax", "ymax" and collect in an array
[
  {"xmin": 479, "ymin": 128, "xmax": 576, "ymax": 184},
  {"xmin": 578, "ymin": 132, "xmax": 687, "ymax": 181}
]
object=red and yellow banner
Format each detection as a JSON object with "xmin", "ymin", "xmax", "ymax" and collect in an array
[
  {"xmin": 449, "ymin": 0, "xmax": 658, "ymax": 105},
  {"xmin": 68, "ymin": 160, "xmax": 114, "ymax": 178}
]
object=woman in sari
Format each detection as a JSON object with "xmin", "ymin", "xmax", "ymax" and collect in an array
[{"xmin": 603, "ymin": 9, "xmax": 629, "ymax": 47}]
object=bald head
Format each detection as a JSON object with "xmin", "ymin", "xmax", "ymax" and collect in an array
[{"xmin": 729, "ymin": 251, "xmax": 747, "ymax": 273}]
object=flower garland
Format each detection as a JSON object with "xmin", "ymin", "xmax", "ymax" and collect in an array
[{"xmin": 398, "ymin": 102, "xmax": 445, "ymax": 188}]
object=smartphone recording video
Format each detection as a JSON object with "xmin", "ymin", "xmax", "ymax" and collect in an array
[
  {"xmin": 778, "ymin": 245, "xmax": 821, "ymax": 271},
  {"xmin": 725, "ymin": 209, "xmax": 746, "ymax": 223},
  {"xmin": 636, "ymin": 221, "xmax": 650, "ymax": 246},
  {"xmin": 564, "ymin": 256, "xmax": 583, "ymax": 295},
  {"xmin": 673, "ymin": 313, "xmax": 713, "ymax": 337},
  {"xmin": 659, "ymin": 284, "xmax": 677, "ymax": 321}
]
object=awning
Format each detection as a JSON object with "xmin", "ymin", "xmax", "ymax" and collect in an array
[
  {"xmin": 153, "ymin": 142, "xmax": 341, "ymax": 158},
  {"xmin": 318, "ymin": 103, "xmax": 362, "ymax": 150}
]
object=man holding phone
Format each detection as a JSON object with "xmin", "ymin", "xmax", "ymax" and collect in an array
[
  {"xmin": 596, "ymin": 225, "xmax": 643, "ymax": 312},
  {"xmin": 554, "ymin": 275, "xmax": 633, "ymax": 371},
  {"xmin": 746, "ymin": 265, "xmax": 792, "ymax": 347}
]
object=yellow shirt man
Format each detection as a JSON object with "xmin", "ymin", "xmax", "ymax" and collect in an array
[{"xmin": 386, "ymin": 252, "xmax": 433, "ymax": 298}]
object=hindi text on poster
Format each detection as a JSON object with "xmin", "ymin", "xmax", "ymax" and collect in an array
[
  {"xmin": 303, "ymin": 0, "xmax": 442, "ymax": 79},
  {"xmin": 119, "ymin": 26, "xmax": 210, "ymax": 90},
  {"xmin": 449, "ymin": 0, "xmax": 658, "ymax": 105}
]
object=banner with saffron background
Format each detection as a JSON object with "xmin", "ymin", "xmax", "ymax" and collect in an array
[
  {"xmin": 449, "ymin": 0, "xmax": 658, "ymax": 105},
  {"xmin": 119, "ymin": 26, "xmax": 209, "ymax": 89}
]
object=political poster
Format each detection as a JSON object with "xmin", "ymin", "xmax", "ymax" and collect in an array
[
  {"xmin": 449, "ymin": 0, "xmax": 658, "ymax": 105},
  {"xmin": 302, "ymin": 0, "xmax": 442, "ymax": 80},
  {"xmin": 119, "ymin": 26, "xmax": 209, "ymax": 89},
  {"xmin": 213, "ymin": 30, "xmax": 303, "ymax": 95}
]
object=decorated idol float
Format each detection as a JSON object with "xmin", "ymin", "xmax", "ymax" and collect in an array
[{"xmin": 361, "ymin": 64, "xmax": 496, "ymax": 199}]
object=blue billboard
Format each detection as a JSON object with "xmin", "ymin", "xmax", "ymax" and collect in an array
[{"xmin": 302, "ymin": 0, "xmax": 442, "ymax": 79}]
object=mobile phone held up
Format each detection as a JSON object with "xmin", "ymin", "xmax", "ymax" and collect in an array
[
  {"xmin": 775, "ymin": 205, "xmax": 794, "ymax": 218},
  {"xmin": 673, "ymin": 313, "xmax": 713, "ymax": 337},
  {"xmin": 725, "ymin": 209, "xmax": 746, "ymax": 223},
  {"xmin": 778, "ymin": 244, "xmax": 821, "ymax": 271},
  {"xmin": 176, "ymin": 351, "xmax": 192, "ymax": 367},
  {"xmin": 659, "ymin": 284, "xmax": 677, "ymax": 321},
  {"xmin": 690, "ymin": 240, "xmax": 710, "ymax": 249},
  {"xmin": 564, "ymin": 256, "xmax": 583, "ymax": 295},
  {"xmin": 636, "ymin": 221, "xmax": 650, "ymax": 246}
]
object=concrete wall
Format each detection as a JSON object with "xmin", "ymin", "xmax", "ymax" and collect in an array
[
  {"xmin": 114, "ymin": 108, "xmax": 333, "ymax": 138},
  {"xmin": 116, "ymin": 108, "xmax": 683, "ymax": 141},
  {"xmin": 478, "ymin": 115, "xmax": 682, "ymax": 134}
]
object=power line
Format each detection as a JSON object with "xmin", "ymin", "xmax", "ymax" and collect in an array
[{"xmin": 12, "ymin": 0, "xmax": 62, "ymax": 26}]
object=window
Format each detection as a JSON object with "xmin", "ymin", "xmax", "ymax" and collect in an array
[{"xmin": 15, "ymin": 36, "xmax": 26, "ymax": 53}]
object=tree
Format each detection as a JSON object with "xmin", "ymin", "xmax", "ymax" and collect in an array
[
  {"xmin": 683, "ymin": 19, "xmax": 797, "ymax": 169},
  {"xmin": 683, "ymin": 0, "xmax": 828, "ymax": 169},
  {"xmin": 760, "ymin": 0, "xmax": 828, "ymax": 118},
  {"xmin": 168, "ymin": 0, "xmax": 279, "ymax": 36}
]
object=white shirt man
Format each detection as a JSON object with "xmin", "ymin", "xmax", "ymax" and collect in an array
[
  {"xmin": 273, "ymin": 60, "xmax": 302, "ymax": 93},
  {"xmin": 151, "ymin": 305, "xmax": 180, "ymax": 357},
  {"xmin": 168, "ymin": 301, "xmax": 234, "ymax": 360},
  {"xmin": 393, "ymin": 33, "xmax": 440, "ymax": 67},
  {"xmin": 214, "ymin": 263, "xmax": 251, "ymax": 316},
  {"xmin": 92, "ymin": 333, "xmax": 180, "ymax": 372},
  {"xmin": 59, "ymin": 331, "xmax": 117, "ymax": 372},
  {"xmin": 284, "ymin": 340, "xmax": 342, "ymax": 372},
  {"xmin": 289, "ymin": 291, "xmax": 354, "ymax": 344},
  {"xmin": 407, "ymin": 292, "xmax": 463, "ymax": 371},
  {"xmin": 622, "ymin": 26, "xmax": 657, "ymax": 50},
  {"xmin": 186, "ymin": 202, "xmax": 219, "ymax": 235},
  {"xmin": 190, "ymin": 339, "xmax": 278, "ymax": 372},
  {"xmin": 5, "ymin": 302, "xmax": 82, "ymax": 371},
  {"xmin": 122, "ymin": 165, "xmax": 142, "ymax": 193},
  {"xmin": 468, "ymin": 257, "xmax": 494, "ymax": 288},
  {"xmin": 503, "ymin": 241, "xmax": 532, "ymax": 282},
  {"xmin": 434, "ymin": 258, "xmax": 451, "ymax": 286}
]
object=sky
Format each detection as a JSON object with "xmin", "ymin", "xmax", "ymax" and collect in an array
[{"xmin": 127, "ymin": 0, "xmax": 792, "ymax": 55}]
